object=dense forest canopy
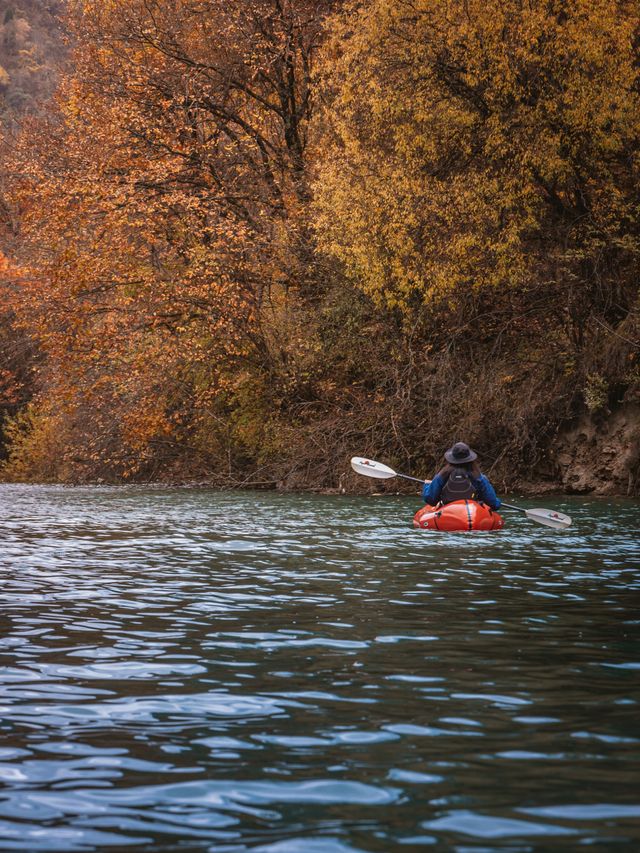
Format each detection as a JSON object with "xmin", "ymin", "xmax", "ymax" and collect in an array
[{"xmin": 0, "ymin": 0, "xmax": 638, "ymax": 492}]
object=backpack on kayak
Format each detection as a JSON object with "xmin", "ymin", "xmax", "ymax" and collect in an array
[{"xmin": 440, "ymin": 467, "xmax": 476, "ymax": 504}]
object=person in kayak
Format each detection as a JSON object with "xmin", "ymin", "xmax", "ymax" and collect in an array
[{"xmin": 422, "ymin": 442, "xmax": 501, "ymax": 511}]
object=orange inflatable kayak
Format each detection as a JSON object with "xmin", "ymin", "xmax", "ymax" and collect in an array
[{"xmin": 413, "ymin": 500, "xmax": 504, "ymax": 531}]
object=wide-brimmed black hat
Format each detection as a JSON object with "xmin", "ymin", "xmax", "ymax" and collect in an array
[{"xmin": 444, "ymin": 441, "xmax": 478, "ymax": 464}]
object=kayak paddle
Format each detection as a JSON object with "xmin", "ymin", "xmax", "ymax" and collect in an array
[
  {"xmin": 500, "ymin": 503, "xmax": 572, "ymax": 529},
  {"xmin": 350, "ymin": 456, "xmax": 427, "ymax": 485},
  {"xmin": 351, "ymin": 456, "xmax": 572, "ymax": 528}
]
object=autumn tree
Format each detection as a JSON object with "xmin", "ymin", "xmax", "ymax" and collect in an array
[
  {"xmin": 0, "ymin": 251, "xmax": 34, "ymax": 457},
  {"xmin": 315, "ymin": 0, "xmax": 640, "ymax": 327},
  {"xmin": 4, "ymin": 0, "xmax": 336, "ymax": 481}
]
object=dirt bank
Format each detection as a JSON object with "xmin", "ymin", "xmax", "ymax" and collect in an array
[{"xmin": 546, "ymin": 402, "xmax": 640, "ymax": 496}]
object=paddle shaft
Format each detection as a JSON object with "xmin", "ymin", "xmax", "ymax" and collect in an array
[
  {"xmin": 501, "ymin": 502, "xmax": 527, "ymax": 513},
  {"xmin": 396, "ymin": 472, "xmax": 429, "ymax": 485}
]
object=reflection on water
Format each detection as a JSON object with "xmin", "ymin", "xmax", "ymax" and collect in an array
[{"xmin": 0, "ymin": 484, "xmax": 639, "ymax": 851}]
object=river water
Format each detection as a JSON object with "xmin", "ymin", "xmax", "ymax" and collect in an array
[{"xmin": 0, "ymin": 484, "xmax": 639, "ymax": 852}]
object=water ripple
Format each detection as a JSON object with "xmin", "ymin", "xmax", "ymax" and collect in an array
[{"xmin": 1, "ymin": 485, "xmax": 639, "ymax": 851}]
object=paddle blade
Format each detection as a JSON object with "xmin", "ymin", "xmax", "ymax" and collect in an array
[
  {"xmin": 526, "ymin": 508, "xmax": 572, "ymax": 529},
  {"xmin": 350, "ymin": 457, "xmax": 398, "ymax": 479}
]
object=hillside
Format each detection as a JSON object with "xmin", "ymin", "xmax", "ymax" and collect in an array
[{"xmin": 0, "ymin": 0, "xmax": 65, "ymax": 123}]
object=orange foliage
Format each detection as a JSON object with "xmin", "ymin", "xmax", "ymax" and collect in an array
[{"xmin": 3, "ymin": 0, "xmax": 333, "ymax": 480}]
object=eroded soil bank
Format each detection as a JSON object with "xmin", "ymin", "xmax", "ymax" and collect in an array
[{"xmin": 546, "ymin": 403, "xmax": 640, "ymax": 496}]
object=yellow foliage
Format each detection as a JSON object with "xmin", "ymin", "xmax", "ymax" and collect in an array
[
  {"xmin": 314, "ymin": 0, "xmax": 640, "ymax": 312},
  {"xmin": 1, "ymin": 403, "xmax": 70, "ymax": 482}
]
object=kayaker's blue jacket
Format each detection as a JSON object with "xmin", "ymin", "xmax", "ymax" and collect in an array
[{"xmin": 423, "ymin": 473, "xmax": 501, "ymax": 511}]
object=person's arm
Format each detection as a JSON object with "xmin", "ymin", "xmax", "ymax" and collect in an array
[
  {"xmin": 473, "ymin": 474, "xmax": 501, "ymax": 510},
  {"xmin": 422, "ymin": 474, "xmax": 444, "ymax": 505}
]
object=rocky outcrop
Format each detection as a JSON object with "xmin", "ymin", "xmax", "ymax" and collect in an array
[{"xmin": 549, "ymin": 403, "xmax": 640, "ymax": 496}]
